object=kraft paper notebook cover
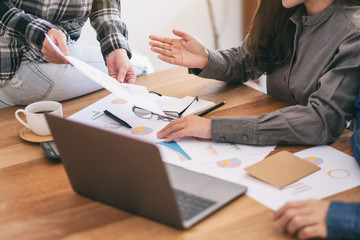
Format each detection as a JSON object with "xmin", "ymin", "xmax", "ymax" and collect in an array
[{"xmin": 245, "ymin": 151, "xmax": 320, "ymax": 189}]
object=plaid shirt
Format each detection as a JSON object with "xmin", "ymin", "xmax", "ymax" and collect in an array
[{"xmin": 0, "ymin": 0, "xmax": 131, "ymax": 83}]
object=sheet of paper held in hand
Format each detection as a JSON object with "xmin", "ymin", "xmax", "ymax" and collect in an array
[{"xmin": 44, "ymin": 34, "xmax": 163, "ymax": 115}]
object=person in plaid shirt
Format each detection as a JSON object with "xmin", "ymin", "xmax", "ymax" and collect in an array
[{"xmin": 0, "ymin": 0, "xmax": 141, "ymax": 107}]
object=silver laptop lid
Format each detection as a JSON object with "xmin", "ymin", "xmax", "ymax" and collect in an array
[
  {"xmin": 46, "ymin": 115, "xmax": 247, "ymax": 229},
  {"xmin": 47, "ymin": 114, "xmax": 184, "ymax": 228}
]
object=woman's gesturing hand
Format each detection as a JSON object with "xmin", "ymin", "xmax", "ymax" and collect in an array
[{"xmin": 149, "ymin": 29, "xmax": 209, "ymax": 69}]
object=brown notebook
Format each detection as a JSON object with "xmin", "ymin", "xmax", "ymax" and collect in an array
[{"xmin": 245, "ymin": 151, "xmax": 320, "ymax": 189}]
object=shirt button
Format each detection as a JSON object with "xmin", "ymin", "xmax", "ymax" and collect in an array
[
  {"xmin": 242, "ymin": 135, "xmax": 248, "ymax": 142},
  {"xmin": 283, "ymin": 76, "xmax": 287, "ymax": 82}
]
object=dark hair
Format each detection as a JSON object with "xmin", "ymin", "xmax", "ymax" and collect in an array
[
  {"xmin": 247, "ymin": 0, "xmax": 360, "ymax": 73},
  {"xmin": 247, "ymin": 0, "xmax": 298, "ymax": 74}
]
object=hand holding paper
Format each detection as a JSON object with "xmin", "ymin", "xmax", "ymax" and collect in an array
[
  {"xmin": 44, "ymin": 33, "xmax": 164, "ymax": 115},
  {"xmin": 43, "ymin": 29, "xmax": 71, "ymax": 65},
  {"xmin": 107, "ymin": 48, "xmax": 136, "ymax": 83}
]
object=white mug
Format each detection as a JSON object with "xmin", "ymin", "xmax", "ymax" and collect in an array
[{"xmin": 15, "ymin": 101, "xmax": 63, "ymax": 136}]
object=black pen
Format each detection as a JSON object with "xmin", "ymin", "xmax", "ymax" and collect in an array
[
  {"xmin": 197, "ymin": 101, "xmax": 226, "ymax": 117},
  {"xmin": 104, "ymin": 110, "xmax": 132, "ymax": 128}
]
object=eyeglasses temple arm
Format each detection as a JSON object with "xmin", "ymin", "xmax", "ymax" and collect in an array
[{"xmin": 178, "ymin": 96, "xmax": 199, "ymax": 117}]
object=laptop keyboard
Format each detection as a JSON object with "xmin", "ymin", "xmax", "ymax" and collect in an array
[{"xmin": 173, "ymin": 189, "xmax": 216, "ymax": 221}]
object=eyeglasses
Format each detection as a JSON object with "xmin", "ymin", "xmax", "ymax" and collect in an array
[
  {"xmin": 149, "ymin": 90, "xmax": 162, "ymax": 97},
  {"xmin": 132, "ymin": 106, "xmax": 175, "ymax": 122},
  {"xmin": 133, "ymin": 95, "xmax": 199, "ymax": 121},
  {"xmin": 165, "ymin": 96, "xmax": 199, "ymax": 118}
]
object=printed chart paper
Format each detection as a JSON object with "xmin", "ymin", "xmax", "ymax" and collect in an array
[
  {"xmin": 68, "ymin": 94, "xmax": 360, "ymax": 211},
  {"xmin": 68, "ymin": 93, "xmax": 275, "ymax": 170},
  {"xmin": 244, "ymin": 146, "xmax": 360, "ymax": 210}
]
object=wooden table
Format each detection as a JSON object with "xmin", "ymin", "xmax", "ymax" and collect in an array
[{"xmin": 1, "ymin": 67, "xmax": 359, "ymax": 240}]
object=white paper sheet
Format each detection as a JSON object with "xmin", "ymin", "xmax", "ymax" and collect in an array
[
  {"xmin": 68, "ymin": 94, "xmax": 360, "ymax": 211},
  {"xmin": 68, "ymin": 93, "xmax": 275, "ymax": 169},
  {"xmin": 175, "ymin": 144, "xmax": 360, "ymax": 210},
  {"xmin": 244, "ymin": 146, "xmax": 360, "ymax": 210},
  {"xmin": 44, "ymin": 34, "xmax": 163, "ymax": 115}
]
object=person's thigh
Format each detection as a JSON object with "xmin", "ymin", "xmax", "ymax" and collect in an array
[{"xmin": 0, "ymin": 44, "xmax": 106, "ymax": 106}]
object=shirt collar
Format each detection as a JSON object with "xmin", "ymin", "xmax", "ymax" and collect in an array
[{"xmin": 290, "ymin": 0, "xmax": 338, "ymax": 27}]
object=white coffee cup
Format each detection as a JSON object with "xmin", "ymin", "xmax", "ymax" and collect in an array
[{"xmin": 15, "ymin": 101, "xmax": 63, "ymax": 136}]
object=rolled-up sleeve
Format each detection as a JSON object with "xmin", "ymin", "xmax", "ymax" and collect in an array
[
  {"xmin": 0, "ymin": 1, "xmax": 53, "ymax": 51},
  {"xmin": 90, "ymin": 0, "xmax": 131, "ymax": 59},
  {"xmin": 190, "ymin": 39, "xmax": 263, "ymax": 84},
  {"xmin": 211, "ymin": 33, "xmax": 360, "ymax": 145}
]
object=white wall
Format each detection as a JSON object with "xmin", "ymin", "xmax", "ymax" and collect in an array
[
  {"xmin": 77, "ymin": 0, "xmax": 267, "ymax": 93},
  {"xmin": 78, "ymin": 0, "xmax": 242, "ymax": 72}
]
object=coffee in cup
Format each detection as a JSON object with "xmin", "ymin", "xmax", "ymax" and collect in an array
[{"xmin": 15, "ymin": 101, "xmax": 63, "ymax": 136}]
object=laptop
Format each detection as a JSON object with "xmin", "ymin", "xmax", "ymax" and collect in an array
[{"xmin": 46, "ymin": 115, "xmax": 247, "ymax": 229}]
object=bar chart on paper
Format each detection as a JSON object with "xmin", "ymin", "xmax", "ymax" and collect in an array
[{"xmin": 90, "ymin": 111, "xmax": 104, "ymax": 120}]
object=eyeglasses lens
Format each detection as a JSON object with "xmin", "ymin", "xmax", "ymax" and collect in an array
[{"xmin": 133, "ymin": 107, "xmax": 152, "ymax": 119}]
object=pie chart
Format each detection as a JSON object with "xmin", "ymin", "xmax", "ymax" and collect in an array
[
  {"xmin": 304, "ymin": 156, "xmax": 323, "ymax": 165},
  {"xmin": 131, "ymin": 126, "xmax": 153, "ymax": 136},
  {"xmin": 217, "ymin": 158, "xmax": 241, "ymax": 168},
  {"xmin": 111, "ymin": 98, "xmax": 127, "ymax": 104}
]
